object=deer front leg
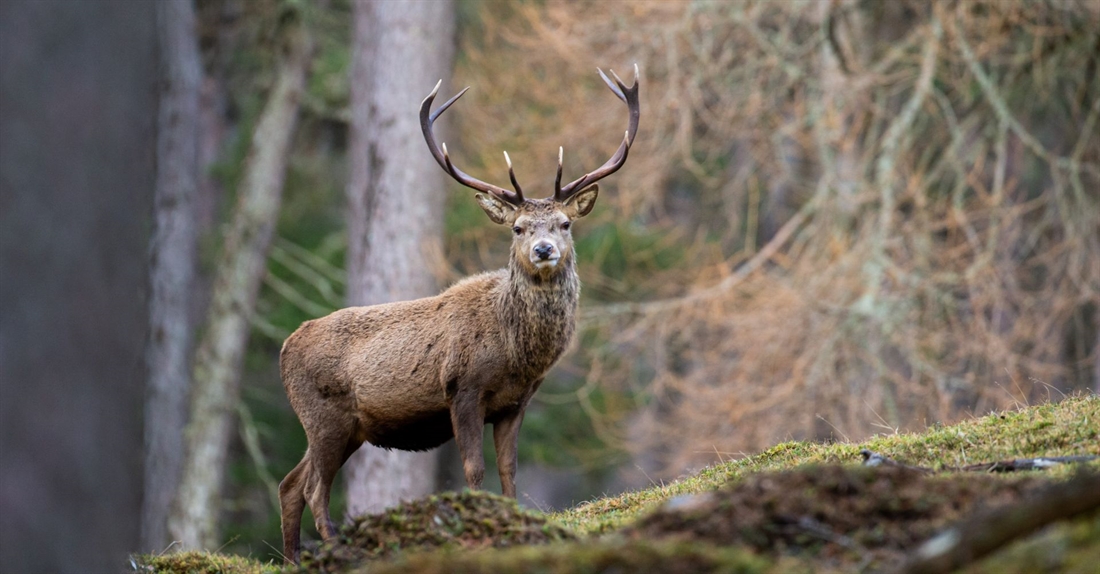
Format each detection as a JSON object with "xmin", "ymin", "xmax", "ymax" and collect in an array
[
  {"xmin": 449, "ymin": 391, "xmax": 486, "ymax": 489},
  {"xmin": 492, "ymin": 408, "xmax": 525, "ymax": 498}
]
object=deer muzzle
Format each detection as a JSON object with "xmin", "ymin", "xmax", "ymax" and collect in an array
[{"xmin": 531, "ymin": 240, "xmax": 560, "ymax": 268}]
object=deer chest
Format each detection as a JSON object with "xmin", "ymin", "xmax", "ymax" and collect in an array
[{"xmin": 484, "ymin": 373, "xmax": 542, "ymax": 419}]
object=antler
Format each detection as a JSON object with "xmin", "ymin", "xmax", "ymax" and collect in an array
[
  {"xmin": 420, "ymin": 65, "xmax": 640, "ymax": 205},
  {"xmin": 555, "ymin": 64, "xmax": 641, "ymax": 202},
  {"xmin": 420, "ymin": 81, "xmax": 525, "ymax": 206}
]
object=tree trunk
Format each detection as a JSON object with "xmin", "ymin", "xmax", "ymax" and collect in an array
[
  {"xmin": 143, "ymin": 0, "xmax": 202, "ymax": 552},
  {"xmin": 0, "ymin": 1, "xmax": 156, "ymax": 570},
  {"xmin": 344, "ymin": 0, "xmax": 455, "ymax": 517},
  {"xmin": 167, "ymin": 14, "xmax": 314, "ymax": 550},
  {"xmin": 1094, "ymin": 306, "xmax": 1099, "ymax": 395}
]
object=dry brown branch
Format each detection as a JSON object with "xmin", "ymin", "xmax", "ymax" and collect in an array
[
  {"xmin": 860, "ymin": 449, "xmax": 1099, "ymax": 473},
  {"xmin": 894, "ymin": 471, "xmax": 1100, "ymax": 574},
  {"xmin": 451, "ymin": 0, "xmax": 1100, "ymax": 476}
]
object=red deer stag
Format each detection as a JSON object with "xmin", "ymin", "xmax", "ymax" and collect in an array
[{"xmin": 277, "ymin": 66, "xmax": 639, "ymax": 564}]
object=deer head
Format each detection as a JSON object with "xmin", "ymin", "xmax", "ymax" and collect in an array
[{"xmin": 420, "ymin": 66, "xmax": 640, "ymax": 278}]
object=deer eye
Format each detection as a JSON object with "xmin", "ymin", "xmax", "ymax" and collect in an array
[
  {"xmin": 512, "ymin": 226, "xmax": 523, "ymax": 235},
  {"xmin": 561, "ymin": 221, "xmax": 571, "ymax": 231}
]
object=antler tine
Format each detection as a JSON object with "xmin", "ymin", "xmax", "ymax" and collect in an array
[
  {"xmin": 556, "ymin": 65, "xmax": 641, "ymax": 202},
  {"xmin": 430, "ymin": 86, "xmax": 470, "ymax": 123},
  {"xmin": 441, "ymin": 142, "xmax": 458, "ymax": 178},
  {"xmin": 598, "ymin": 68, "xmax": 626, "ymax": 102},
  {"xmin": 554, "ymin": 146, "xmax": 564, "ymax": 198},
  {"xmin": 503, "ymin": 151, "xmax": 525, "ymax": 202},
  {"xmin": 420, "ymin": 81, "xmax": 524, "ymax": 206}
]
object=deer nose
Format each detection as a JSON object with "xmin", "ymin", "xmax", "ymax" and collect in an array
[{"xmin": 533, "ymin": 241, "xmax": 556, "ymax": 260}]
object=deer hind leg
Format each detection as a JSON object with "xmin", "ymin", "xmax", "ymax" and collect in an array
[
  {"xmin": 279, "ymin": 454, "xmax": 309, "ymax": 564},
  {"xmin": 303, "ymin": 416, "xmax": 360, "ymax": 541}
]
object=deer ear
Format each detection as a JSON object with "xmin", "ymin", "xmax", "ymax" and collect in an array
[
  {"xmin": 563, "ymin": 185, "xmax": 599, "ymax": 219},
  {"xmin": 475, "ymin": 193, "xmax": 517, "ymax": 225}
]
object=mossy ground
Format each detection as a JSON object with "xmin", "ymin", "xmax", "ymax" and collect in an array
[
  {"xmin": 626, "ymin": 465, "xmax": 1047, "ymax": 570},
  {"xmin": 297, "ymin": 491, "xmax": 575, "ymax": 572},
  {"xmin": 132, "ymin": 550, "xmax": 280, "ymax": 574},
  {"xmin": 555, "ymin": 393, "xmax": 1099, "ymax": 535},
  {"xmin": 135, "ymin": 394, "xmax": 1099, "ymax": 573}
]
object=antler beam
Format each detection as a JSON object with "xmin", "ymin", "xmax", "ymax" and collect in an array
[
  {"xmin": 420, "ymin": 81, "xmax": 525, "ymax": 205},
  {"xmin": 556, "ymin": 64, "xmax": 641, "ymax": 202}
]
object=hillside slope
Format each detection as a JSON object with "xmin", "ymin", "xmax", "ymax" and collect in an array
[{"xmin": 136, "ymin": 394, "xmax": 1099, "ymax": 573}]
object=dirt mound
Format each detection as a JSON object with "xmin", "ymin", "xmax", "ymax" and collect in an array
[
  {"xmin": 626, "ymin": 464, "xmax": 1047, "ymax": 568},
  {"xmin": 365, "ymin": 540, "xmax": 772, "ymax": 574},
  {"xmin": 299, "ymin": 490, "xmax": 576, "ymax": 572}
]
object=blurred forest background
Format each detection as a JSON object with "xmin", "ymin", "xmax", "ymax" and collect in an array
[{"xmin": 1, "ymin": 0, "xmax": 1097, "ymax": 571}]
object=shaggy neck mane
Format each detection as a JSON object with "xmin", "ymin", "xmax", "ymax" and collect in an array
[{"xmin": 496, "ymin": 255, "xmax": 580, "ymax": 373}]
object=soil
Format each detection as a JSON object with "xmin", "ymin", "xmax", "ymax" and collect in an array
[{"xmin": 624, "ymin": 464, "xmax": 1049, "ymax": 570}]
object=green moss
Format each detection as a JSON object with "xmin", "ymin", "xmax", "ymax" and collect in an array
[
  {"xmin": 362, "ymin": 540, "xmax": 777, "ymax": 574},
  {"xmin": 553, "ymin": 395, "xmax": 1099, "ymax": 534},
  {"xmin": 131, "ymin": 550, "xmax": 277, "ymax": 574},
  {"xmin": 298, "ymin": 490, "xmax": 575, "ymax": 572},
  {"xmin": 963, "ymin": 513, "xmax": 1100, "ymax": 573}
]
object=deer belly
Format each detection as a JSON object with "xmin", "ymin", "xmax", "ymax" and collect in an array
[{"xmin": 362, "ymin": 408, "xmax": 454, "ymax": 452}]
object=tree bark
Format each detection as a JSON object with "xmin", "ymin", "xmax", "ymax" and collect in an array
[
  {"xmin": 1094, "ymin": 306, "xmax": 1099, "ymax": 395},
  {"xmin": 143, "ymin": 0, "xmax": 202, "ymax": 552},
  {"xmin": 344, "ymin": 0, "xmax": 455, "ymax": 516},
  {"xmin": 167, "ymin": 14, "xmax": 314, "ymax": 550},
  {"xmin": 0, "ymin": 1, "xmax": 155, "ymax": 569}
]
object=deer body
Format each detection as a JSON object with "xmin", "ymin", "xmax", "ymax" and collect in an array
[
  {"xmin": 281, "ymin": 257, "xmax": 578, "ymax": 452},
  {"xmin": 279, "ymin": 67, "xmax": 638, "ymax": 564}
]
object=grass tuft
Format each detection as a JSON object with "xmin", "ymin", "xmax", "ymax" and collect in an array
[{"xmin": 131, "ymin": 550, "xmax": 279, "ymax": 574}]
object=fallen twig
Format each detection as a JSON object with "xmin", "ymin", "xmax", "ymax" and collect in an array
[
  {"xmin": 961, "ymin": 456, "xmax": 1099, "ymax": 472},
  {"xmin": 859, "ymin": 449, "xmax": 1098, "ymax": 473},
  {"xmin": 893, "ymin": 471, "xmax": 1100, "ymax": 574}
]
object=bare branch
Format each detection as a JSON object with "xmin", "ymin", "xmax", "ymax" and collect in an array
[{"xmin": 894, "ymin": 471, "xmax": 1100, "ymax": 574}]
